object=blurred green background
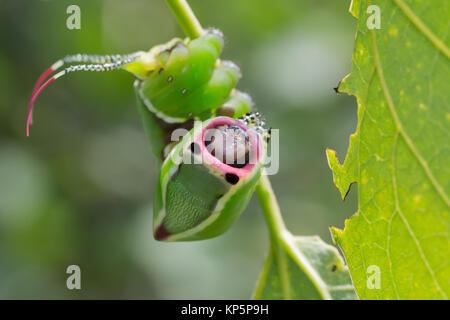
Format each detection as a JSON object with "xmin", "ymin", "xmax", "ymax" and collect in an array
[{"xmin": 0, "ymin": 0, "xmax": 358, "ymax": 299}]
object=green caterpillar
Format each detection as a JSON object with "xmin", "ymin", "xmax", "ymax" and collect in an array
[
  {"xmin": 135, "ymin": 31, "xmax": 242, "ymax": 122},
  {"xmin": 27, "ymin": 30, "xmax": 268, "ymax": 241}
]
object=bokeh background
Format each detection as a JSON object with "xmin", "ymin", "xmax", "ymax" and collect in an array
[{"xmin": 0, "ymin": 0, "xmax": 358, "ymax": 299}]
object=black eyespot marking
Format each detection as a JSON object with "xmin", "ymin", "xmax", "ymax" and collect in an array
[
  {"xmin": 190, "ymin": 142, "xmax": 201, "ymax": 155},
  {"xmin": 225, "ymin": 173, "xmax": 239, "ymax": 185},
  {"xmin": 331, "ymin": 264, "xmax": 337, "ymax": 272},
  {"xmin": 158, "ymin": 68, "xmax": 164, "ymax": 75}
]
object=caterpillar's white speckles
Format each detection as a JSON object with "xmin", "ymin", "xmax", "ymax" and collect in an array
[
  {"xmin": 64, "ymin": 55, "xmax": 138, "ymax": 73},
  {"xmin": 238, "ymin": 112, "xmax": 270, "ymax": 143}
]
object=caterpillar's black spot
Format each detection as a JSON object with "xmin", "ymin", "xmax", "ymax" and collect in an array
[
  {"xmin": 190, "ymin": 142, "xmax": 201, "ymax": 155},
  {"xmin": 225, "ymin": 173, "xmax": 239, "ymax": 185},
  {"xmin": 331, "ymin": 264, "xmax": 337, "ymax": 272},
  {"xmin": 158, "ymin": 68, "xmax": 164, "ymax": 75},
  {"xmin": 167, "ymin": 75, "xmax": 173, "ymax": 83}
]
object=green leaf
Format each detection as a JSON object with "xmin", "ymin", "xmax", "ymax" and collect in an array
[
  {"xmin": 252, "ymin": 234, "xmax": 357, "ymax": 300},
  {"xmin": 327, "ymin": 0, "xmax": 450, "ymax": 299}
]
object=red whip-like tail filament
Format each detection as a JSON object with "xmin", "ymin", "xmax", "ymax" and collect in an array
[
  {"xmin": 27, "ymin": 74, "xmax": 60, "ymax": 136},
  {"xmin": 26, "ymin": 53, "xmax": 140, "ymax": 136},
  {"xmin": 28, "ymin": 60, "xmax": 64, "ymax": 125},
  {"xmin": 31, "ymin": 60, "xmax": 64, "ymax": 96}
]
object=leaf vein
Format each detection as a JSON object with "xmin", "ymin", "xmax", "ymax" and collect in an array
[
  {"xmin": 392, "ymin": 132, "xmax": 447, "ymax": 299},
  {"xmin": 369, "ymin": 25, "xmax": 450, "ymax": 208},
  {"xmin": 393, "ymin": 0, "xmax": 450, "ymax": 59}
]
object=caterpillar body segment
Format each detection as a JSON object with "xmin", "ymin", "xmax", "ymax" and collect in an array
[
  {"xmin": 216, "ymin": 89, "xmax": 253, "ymax": 119},
  {"xmin": 136, "ymin": 29, "xmax": 229, "ymax": 123}
]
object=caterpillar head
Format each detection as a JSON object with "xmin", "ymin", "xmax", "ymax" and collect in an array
[{"xmin": 153, "ymin": 116, "xmax": 264, "ymax": 241}]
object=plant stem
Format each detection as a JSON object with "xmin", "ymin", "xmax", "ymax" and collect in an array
[
  {"xmin": 255, "ymin": 173, "xmax": 286, "ymax": 240},
  {"xmin": 165, "ymin": 0, "xmax": 204, "ymax": 39},
  {"xmin": 255, "ymin": 172, "xmax": 291, "ymax": 299}
]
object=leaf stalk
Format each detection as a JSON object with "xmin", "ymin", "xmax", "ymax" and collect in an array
[{"xmin": 165, "ymin": 0, "xmax": 204, "ymax": 39}]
